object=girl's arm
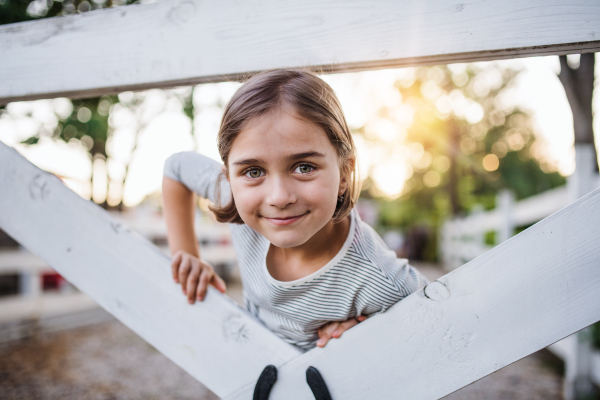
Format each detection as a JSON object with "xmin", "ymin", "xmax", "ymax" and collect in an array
[
  {"xmin": 162, "ymin": 176, "xmax": 199, "ymax": 258},
  {"xmin": 162, "ymin": 157, "xmax": 227, "ymax": 304}
]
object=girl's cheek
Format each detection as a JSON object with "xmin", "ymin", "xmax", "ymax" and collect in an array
[
  {"xmin": 303, "ymin": 177, "xmax": 339, "ymax": 209},
  {"xmin": 231, "ymin": 183, "xmax": 261, "ymax": 215}
]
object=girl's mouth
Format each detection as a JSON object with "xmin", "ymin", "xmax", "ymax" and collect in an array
[{"xmin": 263, "ymin": 212, "xmax": 308, "ymax": 226}]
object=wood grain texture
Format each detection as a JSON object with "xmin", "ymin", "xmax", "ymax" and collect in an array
[
  {"xmin": 2, "ymin": 0, "xmax": 600, "ymax": 103},
  {"xmin": 226, "ymin": 186, "xmax": 600, "ymax": 399},
  {"xmin": 0, "ymin": 141, "xmax": 302, "ymax": 398}
]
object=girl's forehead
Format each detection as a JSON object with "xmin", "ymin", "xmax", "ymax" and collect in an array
[{"xmin": 229, "ymin": 110, "xmax": 337, "ymax": 162}]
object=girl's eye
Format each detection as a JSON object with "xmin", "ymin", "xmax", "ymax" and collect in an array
[
  {"xmin": 295, "ymin": 164, "xmax": 315, "ymax": 174},
  {"xmin": 245, "ymin": 168, "xmax": 264, "ymax": 179}
]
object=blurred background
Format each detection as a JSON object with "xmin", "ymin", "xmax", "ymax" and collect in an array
[{"xmin": 1, "ymin": 0, "xmax": 599, "ymax": 399}]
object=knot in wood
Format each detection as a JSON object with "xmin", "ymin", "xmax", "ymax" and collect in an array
[{"xmin": 424, "ymin": 281, "xmax": 450, "ymax": 301}]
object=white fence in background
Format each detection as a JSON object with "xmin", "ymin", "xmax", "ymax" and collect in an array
[
  {"xmin": 440, "ymin": 186, "xmax": 570, "ymax": 270},
  {"xmin": 549, "ymin": 335, "xmax": 600, "ymax": 389},
  {"xmin": 440, "ymin": 144, "xmax": 600, "ymax": 399},
  {"xmin": 440, "ymin": 147, "xmax": 600, "ymax": 271}
]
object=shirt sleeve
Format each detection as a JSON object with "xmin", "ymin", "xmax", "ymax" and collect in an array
[
  {"xmin": 390, "ymin": 260, "xmax": 430, "ymax": 297},
  {"xmin": 163, "ymin": 151, "xmax": 231, "ymax": 205},
  {"xmin": 356, "ymin": 221, "xmax": 430, "ymax": 318}
]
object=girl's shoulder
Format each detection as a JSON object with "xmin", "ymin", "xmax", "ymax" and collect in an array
[
  {"xmin": 348, "ymin": 209, "xmax": 393, "ymax": 259},
  {"xmin": 164, "ymin": 151, "xmax": 223, "ymax": 182},
  {"xmin": 163, "ymin": 151, "xmax": 230, "ymax": 205},
  {"xmin": 347, "ymin": 209, "xmax": 428, "ymax": 290}
]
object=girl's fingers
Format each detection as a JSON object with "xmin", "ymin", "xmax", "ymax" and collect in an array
[
  {"xmin": 178, "ymin": 257, "xmax": 191, "ymax": 294},
  {"xmin": 186, "ymin": 267, "xmax": 201, "ymax": 303},
  {"xmin": 197, "ymin": 268, "xmax": 212, "ymax": 301},
  {"xmin": 318, "ymin": 316, "xmax": 367, "ymax": 347},
  {"xmin": 211, "ymin": 274, "xmax": 227, "ymax": 293},
  {"xmin": 173, "ymin": 256, "xmax": 226, "ymax": 303},
  {"xmin": 316, "ymin": 322, "xmax": 340, "ymax": 347},
  {"xmin": 171, "ymin": 252, "xmax": 183, "ymax": 283},
  {"xmin": 332, "ymin": 318, "xmax": 360, "ymax": 338}
]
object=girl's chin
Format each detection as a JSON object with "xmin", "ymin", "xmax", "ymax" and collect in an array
[{"xmin": 264, "ymin": 232, "xmax": 312, "ymax": 248}]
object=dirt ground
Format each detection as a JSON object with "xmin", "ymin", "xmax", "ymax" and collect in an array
[{"xmin": 0, "ymin": 319, "xmax": 218, "ymax": 400}]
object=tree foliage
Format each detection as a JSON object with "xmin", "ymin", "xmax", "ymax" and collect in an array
[
  {"xmin": 0, "ymin": 0, "xmax": 164, "ymax": 208},
  {"xmin": 0, "ymin": 0, "xmax": 141, "ymax": 25},
  {"xmin": 364, "ymin": 64, "xmax": 565, "ymax": 260}
]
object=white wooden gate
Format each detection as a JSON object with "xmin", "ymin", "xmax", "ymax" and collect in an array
[{"xmin": 1, "ymin": 1, "xmax": 600, "ymax": 399}]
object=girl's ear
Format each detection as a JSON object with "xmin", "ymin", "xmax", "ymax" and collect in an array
[
  {"xmin": 222, "ymin": 165, "xmax": 229, "ymax": 182},
  {"xmin": 338, "ymin": 155, "xmax": 356, "ymax": 195}
]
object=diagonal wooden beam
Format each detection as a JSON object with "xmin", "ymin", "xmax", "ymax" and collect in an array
[
  {"xmin": 1, "ymin": 0, "xmax": 600, "ymax": 104},
  {"xmin": 0, "ymin": 141, "xmax": 302, "ymax": 399},
  {"xmin": 226, "ymin": 187, "xmax": 600, "ymax": 399}
]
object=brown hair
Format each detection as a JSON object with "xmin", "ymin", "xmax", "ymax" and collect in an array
[{"xmin": 209, "ymin": 68, "xmax": 360, "ymax": 224}]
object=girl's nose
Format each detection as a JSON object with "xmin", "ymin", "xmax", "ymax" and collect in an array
[{"xmin": 266, "ymin": 176, "xmax": 297, "ymax": 208}]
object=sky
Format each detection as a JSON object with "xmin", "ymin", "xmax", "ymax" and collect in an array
[{"xmin": 0, "ymin": 54, "xmax": 598, "ymax": 206}]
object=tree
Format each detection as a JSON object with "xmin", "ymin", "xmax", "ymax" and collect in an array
[
  {"xmin": 0, "ymin": 0, "xmax": 141, "ymax": 25},
  {"xmin": 361, "ymin": 63, "xmax": 565, "ymax": 260},
  {"xmin": 556, "ymin": 52, "xmax": 598, "ymax": 400},
  {"xmin": 0, "ymin": 0, "xmax": 185, "ymax": 209},
  {"xmin": 0, "ymin": 0, "xmax": 140, "ymax": 208},
  {"xmin": 557, "ymin": 53, "xmax": 597, "ymax": 170},
  {"xmin": 106, "ymin": 87, "xmax": 194, "ymax": 209}
]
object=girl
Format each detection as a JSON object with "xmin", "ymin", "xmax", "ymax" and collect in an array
[{"xmin": 162, "ymin": 69, "xmax": 428, "ymax": 352}]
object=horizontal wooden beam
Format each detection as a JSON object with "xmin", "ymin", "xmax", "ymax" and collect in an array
[
  {"xmin": 1, "ymin": 0, "xmax": 599, "ymax": 104},
  {"xmin": 0, "ymin": 141, "xmax": 302, "ymax": 398},
  {"xmin": 226, "ymin": 187, "xmax": 600, "ymax": 399}
]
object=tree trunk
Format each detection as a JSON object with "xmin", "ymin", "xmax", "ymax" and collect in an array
[
  {"xmin": 448, "ymin": 119, "xmax": 461, "ymax": 216},
  {"xmin": 557, "ymin": 53, "xmax": 598, "ymax": 400},
  {"xmin": 557, "ymin": 54, "xmax": 597, "ymax": 171}
]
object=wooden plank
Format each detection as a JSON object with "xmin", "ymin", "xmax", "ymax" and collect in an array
[
  {"xmin": 512, "ymin": 186, "xmax": 569, "ymax": 226},
  {"xmin": 0, "ymin": 292, "xmax": 98, "ymax": 322},
  {"xmin": 0, "ymin": 249, "xmax": 51, "ymax": 273},
  {"xmin": 0, "ymin": 141, "xmax": 302, "ymax": 398},
  {"xmin": 593, "ymin": 351, "xmax": 600, "ymax": 387},
  {"xmin": 227, "ymin": 187, "xmax": 600, "ymax": 399},
  {"xmin": 0, "ymin": 304, "xmax": 114, "ymax": 343},
  {"xmin": 1, "ymin": 0, "xmax": 600, "ymax": 103}
]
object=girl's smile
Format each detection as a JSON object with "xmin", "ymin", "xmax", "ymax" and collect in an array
[{"xmin": 262, "ymin": 211, "xmax": 308, "ymax": 226}]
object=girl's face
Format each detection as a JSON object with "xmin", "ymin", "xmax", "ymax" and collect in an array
[{"xmin": 227, "ymin": 107, "xmax": 348, "ymax": 248}]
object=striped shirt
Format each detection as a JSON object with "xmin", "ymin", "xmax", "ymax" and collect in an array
[{"xmin": 164, "ymin": 151, "xmax": 429, "ymax": 352}]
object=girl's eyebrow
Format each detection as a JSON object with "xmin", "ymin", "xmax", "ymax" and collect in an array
[
  {"xmin": 232, "ymin": 152, "xmax": 325, "ymax": 166},
  {"xmin": 232, "ymin": 158, "xmax": 264, "ymax": 166},
  {"xmin": 285, "ymin": 151, "xmax": 325, "ymax": 161}
]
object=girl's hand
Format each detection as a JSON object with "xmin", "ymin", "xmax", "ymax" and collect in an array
[
  {"xmin": 316, "ymin": 315, "xmax": 367, "ymax": 348},
  {"xmin": 171, "ymin": 250, "xmax": 227, "ymax": 304}
]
